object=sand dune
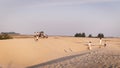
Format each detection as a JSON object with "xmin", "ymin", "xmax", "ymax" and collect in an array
[
  {"xmin": 28, "ymin": 47, "xmax": 120, "ymax": 68},
  {"xmin": 0, "ymin": 36, "xmax": 120, "ymax": 68}
]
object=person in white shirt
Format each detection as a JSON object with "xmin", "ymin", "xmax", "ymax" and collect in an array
[
  {"xmin": 88, "ymin": 41, "xmax": 92, "ymax": 50},
  {"xmin": 34, "ymin": 32, "xmax": 39, "ymax": 41},
  {"xmin": 100, "ymin": 38, "xmax": 102, "ymax": 45}
]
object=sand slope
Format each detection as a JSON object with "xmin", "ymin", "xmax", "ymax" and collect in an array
[
  {"xmin": 0, "ymin": 36, "xmax": 120, "ymax": 68},
  {"xmin": 28, "ymin": 47, "xmax": 120, "ymax": 68}
]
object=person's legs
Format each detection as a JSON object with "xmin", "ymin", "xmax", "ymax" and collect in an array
[{"xmin": 88, "ymin": 45, "xmax": 92, "ymax": 50}]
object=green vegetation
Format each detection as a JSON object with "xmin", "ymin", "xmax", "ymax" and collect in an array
[
  {"xmin": 0, "ymin": 33, "xmax": 13, "ymax": 40},
  {"xmin": 74, "ymin": 33, "xmax": 104, "ymax": 38},
  {"xmin": 88, "ymin": 34, "xmax": 92, "ymax": 38},
  {"xmin": 97, "ymin": 33, "xmax": 104, "ymax": 38},
  {"xmin": 74, "ymin": 32, "xmax": 86, "ymax": 37}
]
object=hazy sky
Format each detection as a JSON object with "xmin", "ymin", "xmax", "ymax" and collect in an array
[{"xmin": 0, "ymin": 0, "xmax": 120, "ymax": 36}]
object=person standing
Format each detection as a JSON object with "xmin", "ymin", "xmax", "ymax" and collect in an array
[
  {"xmin": 99, "ymin": 38, "xmax": 103, "ymax": 48},
  {"xmin": 34, "ymin": 32, "xmax": 39, "ymax": 41},
  {"xmin": 88, "ymin": 41, "xmax": 92, "ymax": 50},
  {"xmin": 100, "ymin": 38, "xmax": 102, "ymax": 45},
  {"xmin": 36, "ymin": 32, "xmax": 39, "ymax": 41}
]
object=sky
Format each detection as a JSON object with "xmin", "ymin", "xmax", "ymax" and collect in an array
[{"xmin": 0, "ymin": 0, "xmax": 120, "ymax": 37}]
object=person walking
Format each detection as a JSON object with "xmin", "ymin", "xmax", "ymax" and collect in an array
[{"xmin": 34, "ymin": 32, "xmax": 39, "ymax": 41}]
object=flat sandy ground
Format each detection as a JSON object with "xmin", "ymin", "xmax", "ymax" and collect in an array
[{"xmin": 0, "ymin": 36, "xmax": 120, "ymax": 68}]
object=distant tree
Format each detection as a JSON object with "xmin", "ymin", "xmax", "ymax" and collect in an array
[
  {"xmin": 78, "ymin": 33, "xmax": 82, "ymax": 37},
  {"xmin": 74, "ymin": 33, "xmax": 78, "ymax": 37},
  {"xmin": 81, "ymin": 33, "xmax": 86, "ymax": 37},
  {"xmin": 1, "ymin": 32, "xmax": 20, "ymax": 35},
  {"xmin": 74, "ymin": 33, "xmax": 79, "ymax": 37},
  {"xmin": 74, "ymin": 32, "xmax": 86, "ymax": 37},
  {"xmin": 97, "ymin": 33, "xmax": 104, "ymax": 38},
  {"xmin": 88, "ymin": 34, "xmax": 92, "ymax": 38}
]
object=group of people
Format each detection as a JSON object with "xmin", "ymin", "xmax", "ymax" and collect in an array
[
  {"xmin": 34, "ymin": 31, "xmax": 48, "ymax": 41},
  {"xmin": 88, "ymin": 38, "xmax": 107, "ymax": 50}
]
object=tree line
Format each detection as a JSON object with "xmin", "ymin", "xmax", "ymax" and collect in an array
[
  {"xmin": 0, "ymin": 33, "xmax": 13, "ymax": 40},
  {"xmin": 0, "ymin": 32, "xmax": 18, "ymax": 40},
  {"xmin": 74, "ymin": 33, "xmax": 104, "ymax": 38}
]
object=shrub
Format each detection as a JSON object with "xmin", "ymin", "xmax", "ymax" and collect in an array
[{"xmin": 0, "ymin": 33, "xmax": 12, "ymax": 40}]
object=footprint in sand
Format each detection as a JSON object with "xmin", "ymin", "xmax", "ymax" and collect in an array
[
  {"xmin": 64, "ymin": 49, "xmax": 68, "ymax": 53},
  {"xmin": 64, "ymin": 48, "xmax": 73, "ymax": 53},
  {"xmin": 69, "ymin": 48, "xmax": 73, "ymax": 52}
]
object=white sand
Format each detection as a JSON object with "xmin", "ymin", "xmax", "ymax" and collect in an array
[{"xmin": 0, "ymin": 36, "xmax": 120, "ymax": 68}]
